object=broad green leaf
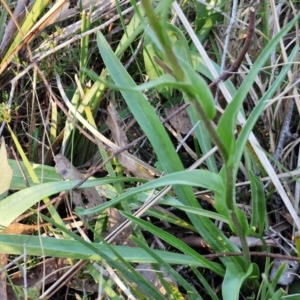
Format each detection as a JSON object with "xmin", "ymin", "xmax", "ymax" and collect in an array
[
  {"xmin": 193, "ymin": 0, "xmax": 224, "ymax": 43},
  {"xmin": 234, "ymin": 206, "xmax": 249, "ymax": 237},
  {"xmin": 97, "ymin": 31, "xmax": 184, "ymax": 176},
  {"xmin": 8, "ymin": 159, "xmax": 60, "ymax": 190},
  {"xmin": 222, "ymin": 263, "xmax": 256, "ymax": 300},
  {"xmin": 191, "ymin": 51, "xmax": 237, "ymax": 96},
  {"xmin": 265, "ymin": 263, "xmax": 287, "ymax": 299},
  {"xmin": 271, "ymin": 289, "xmax": 286, "ymax": 300},
  {"xmin": 7, "ymin": 124, "xmax": 65, "ymax": 228},
  {"xmin": 169, "ymin": 22, "xmax": 193, "ymax": 66},
  {"xmin": 214, "ymin": 168, "xmax": 231, "ymax": 216},
  {"xmin": 179, "ymin": 58, "xmax": 216, "ymax": 119},
  {"xmin": 143, "ymin": 35, "xmax": 163, "ymax": 81}
]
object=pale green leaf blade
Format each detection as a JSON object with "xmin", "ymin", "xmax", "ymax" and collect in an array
[{"xmin": 0, "ymin": 138, "xmax": 13, "ymax": 195}]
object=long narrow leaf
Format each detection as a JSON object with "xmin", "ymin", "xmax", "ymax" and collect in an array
[
  {"xmin": 0, "ymin": 178, "xmax": 138, "ymax": 229},
  {"xmin": 121, "ymin": 212, "xmax": 224, "ymax": 276},
  {"xmin": 0, "ymin": 234, "xmax": 218, "ymax": 268},
  {"xmin": 78, "ymin": 169, "xmax": 225, "ymax": 216},
  {"xmin": 235, "ymin": 46, "xmax": 298, "ymax": 174}
]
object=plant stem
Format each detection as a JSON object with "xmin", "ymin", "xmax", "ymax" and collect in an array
[
  {"xmin": 194, "ymin": 98, "xmax": 251, "ymax": 269},
  {"xmin": 140, "ymin": 0, "xmax": 184, "ymax": 80},
  {"xmin": 225, "ymin": 163, "xmax": 251, "ymax": 269},
  {"xmin": 191, "ymin": 100, "xmax": 228, "ymax": 162}
]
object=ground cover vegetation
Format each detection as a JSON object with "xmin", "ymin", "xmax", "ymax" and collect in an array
[{"xmin": 0, "ymin": 0, "xmax": 300, "ymax": 299}]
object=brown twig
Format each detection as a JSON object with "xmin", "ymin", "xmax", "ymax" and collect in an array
[
  {"xmin": 153, "ymin": 56, "xmax": 175, "ymax": 76},
  {"xmin": 209, "ymin": 7, "xmax": 256, "ymax": 87}
]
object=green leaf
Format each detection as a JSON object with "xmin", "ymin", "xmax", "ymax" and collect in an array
[
  {"xmin": 143, "ymin": 36, "xmax": 164, "ymax": 85},
  {"xmin": 271, "ymin": 288, "xmax": 286, "ymax": 300},
  {"xmin": 249, "ymin": 171, "xmax": 266, "ymax": 234},
  {"xmin": 97, "ymin": 31, "xmax": 183, "ymax": 176},
  {"xmin": 235, "ymin": 46, "xmax": 298, "ymax": 175},
  {"xmin": 8, "ymin": 159, "xmax": 60, "ymax": 190},
  {"xmin": 222, "ymin": 263, "xmax": 256, "ymax": 300},
  {"xmin": 0, "ymin": 234, "xmax": 219, "ymax": 269},
  {"xmin": 121, "ymin": 212, "xmax": 225, "ymax": 276},
  {"xmin": 176, "ymin": 205, "xmax": 228, "ymax": 223},
  {"xmin": 234, "ymin": 206, "xmax": 249, "ymax": 237},
  {"xmin": 265, "ymin": 263, "xmax": 287, "ymax": 299},
  {"xmin": 179, "ymin": 58, "xmax": 216, "ymax": 119},
  {"xmin": 0, "ymin": 178, "xmax": 138, "ymax": 229},
  {"xmin": 214, "ymin": 168, "xmax": 231, "ymax": 216},
  {"xmin": 194, "ymin": 0, "xmax": 224, "ymax": 43},
  {"xmin": 78, "ymin": 169, "xmax": 225, "ymax": 216}
]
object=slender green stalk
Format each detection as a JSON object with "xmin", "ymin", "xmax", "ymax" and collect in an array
[
  {"xmin": 141, "ymin": 0, "xmax": 184, "ymax": 80},
  {"xmin": 260, "ymin": 0, "xmax": 270, "ymax": 48},
  {"xmin": 80, "ymin": 10, "xmax": 90, "ymax": 84},
  {"xmin": 194, "ymin": 99, "xmax": 250, "ymax": 269},
  {"xmin": 191, "ymin": 100, "xmax": 228, "ymax": 162},
  {"xmin": 260, "ymin": 0, "xmax": 270, "ymax": 68}
]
